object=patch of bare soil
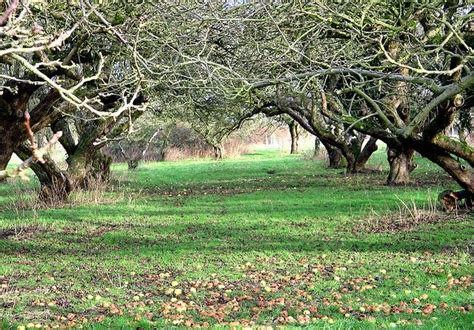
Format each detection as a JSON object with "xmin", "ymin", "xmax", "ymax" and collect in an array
[
  {"xmin": 352, "ymin": 211, "xmax": 471, "ymax": 234},
  {"xmin": 0, "ymin": 225, "xmax": 47, "ymax": 241},
  {"xmin": 61, "ymin": 225, "xmax": 118, "ymax": 237},
  {"xmin": 0, "ymin": 223, "xmax": 118, "ymax": 242}
]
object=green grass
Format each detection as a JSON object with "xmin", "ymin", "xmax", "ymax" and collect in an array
[{"xmin": 0, "ymin": 150, "xmax": 472, "ymax": 329}]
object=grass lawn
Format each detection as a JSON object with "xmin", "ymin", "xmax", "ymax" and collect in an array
[{"xmin": 0, "ymin": 150, "xmax": 473, "ymax": 329}]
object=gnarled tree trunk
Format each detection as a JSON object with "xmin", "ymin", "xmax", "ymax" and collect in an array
[
  {"xmin": 0, "ymin": 117, "xmax": 25, "ymax": 177},
  {"xmin": 386, "ymin": 147, "xmax": 416, "ymax": 185},
  {"xmin": 0, "ymin": 141, "xmax": 14, "ymax": 172},
  {"xmin": 15, "ymin": 143, "xmax": 73, "ymax": 203},
  {"xmin": 16, "ymin": 140, "xmax": 112, "ymax": 203},
  {"xmin": 84, "ymin": 151, "xmax": 112, "ymax": 188},
  {"xmin": 288, "ymin": 120, "xmax": 299, "ymax": 154},
  {"xmin": 321, "ymin": 141, "xmax": 345, "ymax": 168},
  {"xmin": 67, "ymin": 150, "xmax": 112, "ymax": 190},
  {"xmin": 213, "ymin": 144, "xmax": 224, "ymax": 160}
]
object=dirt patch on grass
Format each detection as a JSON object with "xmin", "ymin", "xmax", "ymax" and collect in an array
[
  {"xmin": 352, "ymin": 211, "xmax": 470, "ymax": 234},
  {"xmin": 0, "ymin": 224, "xmax": 123, "ymax": 243},
  {"xmin": 61, "ymin": 225, "xmax": 119, "ymax": 237},
  {"xmin": 0, "ymin": 225, "xmax": 48, "ymax": 241}
]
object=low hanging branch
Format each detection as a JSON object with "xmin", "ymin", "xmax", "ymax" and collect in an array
[{"xmin": 0, "ymin": 112, "xmax": 62, "ymax": 181}]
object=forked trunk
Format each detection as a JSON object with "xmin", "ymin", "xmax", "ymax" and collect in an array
[
  {"xmin": 213, "ymin": 145, "xmax": 224, "ymax": 160},
  {"xmin": 387, "ymin": 147, "xmax": 416, "ymax": 185},
  {"xmin": 352, "ymin": 137, "xmax": 378, "ymax": 172}
]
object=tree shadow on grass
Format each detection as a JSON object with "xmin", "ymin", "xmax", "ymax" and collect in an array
[
  {"xmin": 6, "ymin": 188, "xmax": 436, "ymax": 226},
  {"xmin": 122, "ymin": 172, "xmax": 452, "ymax": 197},
  {"xmin": 0, "ymin": 218, "xmax": 469, "ymax": 259},
  {"xmin": 0, "ymin": 178, "xmax": 468, "ymax": 260}
]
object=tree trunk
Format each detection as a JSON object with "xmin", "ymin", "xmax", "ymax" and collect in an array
[
  {"xmin": 36, "ymin": 166, "xmax": 73, "ymax": 204},
  {"xmin": 158, "ymin": 139, "xmax": 169, "ymax": 162},
  {"xmin": 25, "ymin": 148, "xmax": 111, "ymax": 203},
  {"xmin": 353, "ymin": 137, "xmax": 378, "ymax": 172},
  {"xmin": 0, "ymin": 142, "xmax": 14, "ymax": 181},
  {"xmin": 213, "ymin": 145, "xmax": 224, "ymax": 160},
  {"xmin": 0, "ymin": 121, "xmax": 21, "ymax": 180},
  {"xmin": 289, "ymin": 121, "xmax": 299, "ymax": 154},
  {"xmin": 321, "ymin": 141, "xmax": 345, "ymax": 168},
  {"xmin": 329, "ymin": 148, "xmax": 344, "ymax": 169},
  {"xmin": 411, "ymin": 139, "xmax": 474, "ymax": 194},
  {"xmin": 386, "ymin": 147, "xmax": 416, "ymax": 185},
  {"xmin": 313, "ymin": 137, "xmax": 320, "ymax": 159},
  {"xmin": 0, "ymin": 90, "xmax": 64, "ymax": 171},
  {"xmin": 67, "ymin": 150, "xmax": 112, "ymax": 190},
  {"xmin": 159, "ymin": 149, "xmax": 166, "ymax": 161},
  {"xmin": 119, "ymin": 144, "xmax": 139, "ymax": 170},
  {"xmin": 128, "ymin": 159, "xmax": 139, "ymax": 170},
  {"xmin": 15, "ymin": 143, "xmax": 73, "ymax": 203},
  {"xmin": 85, "ymin": 151, "xmax": 112, "ymax": 187}
]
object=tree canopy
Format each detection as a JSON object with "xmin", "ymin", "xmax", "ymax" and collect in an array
[{"xmin": 0, "ymin": 0, "xmax": 472, "ymax": 197}]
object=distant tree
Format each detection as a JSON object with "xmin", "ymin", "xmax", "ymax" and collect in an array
[
  {"xmin": 159, "ymin": 88, "xmax": 249, "ymax": 160},
  {"xmin": 113, "ymin": 112, "xmax": 174, "ymax": 169},
  {"xmin": 269, "ymin": 115, "xmax": 301, "ymax": 155}
]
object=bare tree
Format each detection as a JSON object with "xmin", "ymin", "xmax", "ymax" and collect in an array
[{"xmin": 0, "ymin": 1, "xmax": 149, "ymax": 199}]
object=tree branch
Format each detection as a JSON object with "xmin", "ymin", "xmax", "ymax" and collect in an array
[
  {"xmin": 404, "ymin": 72, "xmax": 474, "ymax": 137},
  {"xmin": 247, "ymin": 68, "xmax": 443, "ymax": 94}
]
